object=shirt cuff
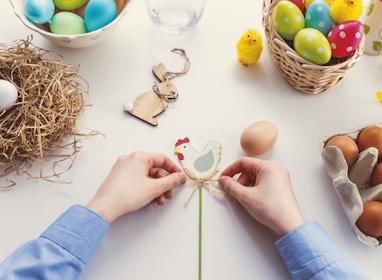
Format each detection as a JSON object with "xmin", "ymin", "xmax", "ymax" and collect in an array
[
  {"xmin": 40, "ymin": 205, "xmax": 110, "ymax": 264},
  {"xmin": 275, "ymin": 221, "xmax": 345, "ymax": 279}
]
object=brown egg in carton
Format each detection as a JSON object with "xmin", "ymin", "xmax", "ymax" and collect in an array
[{"xmin": 320, "ymin": 123, "xmax": 382, "ymax": 246}]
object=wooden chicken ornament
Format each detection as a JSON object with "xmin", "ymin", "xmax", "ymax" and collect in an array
[
  {"xmin": 174, "ymin": 137, "xmax": 225, "ymax": 280},
  {"xmin": 174, "ymin": 137, "xmax": 225, "ymax": 205},
  {"xmin": 124, "ymin": 48, "xmax": 190, "ymax": 126}
]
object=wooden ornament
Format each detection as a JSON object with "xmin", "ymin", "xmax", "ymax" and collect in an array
[
  {"xmin": 174, "ymin": 137, "xmax": 224, "ymax": 280},
  {"xmin": 124, "ymin": 48, "xmax": 190, "ymax": 126},
  {"xmin": 152, "ymin": 63, "xmax": 168, "ymax": 81},
  {"xmin": 127, "ymin": 76, "xmax": 178, "ymax": 126}
]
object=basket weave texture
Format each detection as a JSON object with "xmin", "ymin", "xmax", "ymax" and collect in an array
[{"xmin": 262, "ymin": 0, "xmax": 365, "ymax": 94}]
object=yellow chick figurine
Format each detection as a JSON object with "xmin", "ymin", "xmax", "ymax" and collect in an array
[
  {"xmin": 236, "ymin": 29, "xmax": 263, "ymax": 67},
  {"xmin": 330, "ymin": 0, "xmax": 363, "ymax": 23}
]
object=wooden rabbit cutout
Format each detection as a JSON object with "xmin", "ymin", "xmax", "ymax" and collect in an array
[{"xmin": 124, "ymin": 48, "xmax": 190, "ymax": 126}]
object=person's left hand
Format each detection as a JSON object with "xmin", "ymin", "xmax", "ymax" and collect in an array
[{"xmin": 86, "ymin": 152, "xmax": 186, "ymax": 223}]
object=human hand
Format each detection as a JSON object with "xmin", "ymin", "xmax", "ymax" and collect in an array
[
  {"xmin": 86, "ymin": 152, "xmax": 186, "ymax": 223},
  {"xmin": 218, "ymin": 157, "xmax": 304, "ymax": 238}
]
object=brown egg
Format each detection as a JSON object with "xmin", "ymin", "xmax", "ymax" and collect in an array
[
  {"xmin": 356, "ymin": 201, "xmax": 382, "ymax": 238},
  {"xmin": 115, "ymin": 0, "xmax": 128, "ymax": 15},
  {"xmin": 240, "ymin": 121, "xmax": 278, "ymax": 155},
  {"xmin": 372, "ymin": 162, "xmax": 382, "ymax": 186},
  {"xmin": 325, "ymin": 135, "xmax": 359, "ymax": 167},
  {"xmin": 357, "ymin": 125, "xmax": 382, "ymax": 159},
  {"xmin": 72, "ymin": 2, "xmax": 87, "ymax": 18}
]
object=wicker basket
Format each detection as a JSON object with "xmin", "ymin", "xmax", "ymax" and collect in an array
[{"xmin": 262, "ymin": 0, "xmax": 365, "ymax": 94}]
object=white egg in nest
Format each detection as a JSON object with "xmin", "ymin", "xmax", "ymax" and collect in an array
[{"xmin": 0, "ymin": 79, "xmax": 18, "ymax": 111}]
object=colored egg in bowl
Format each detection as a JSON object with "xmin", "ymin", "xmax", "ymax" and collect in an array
[{"xmin": 9, "ymin": 0, "xmax": 133, "ymax": 48}]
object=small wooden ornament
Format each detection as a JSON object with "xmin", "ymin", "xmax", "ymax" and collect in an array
[
  {"xmin": 152, "ymin": 63, "xmax": 168, "ymax": 81},
  {"xmin": 174, "ymin": 137, "xmax": 224, "ymax": 280},
  {"xmin": 174, "ymin": 137, "xmax": 225, "ymax": 205},
  {"xmin": 124, "ymin": 49, "xmax": 190, "ymax": 126}
]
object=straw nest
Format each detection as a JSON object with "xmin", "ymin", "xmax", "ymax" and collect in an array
[
  {"xmin": 262, "ymin": 0, "xmax": 364, "ymax": 94},
  {"xmin": 0, "ymin": 38, "xmax": 93, "ymax": 187}
]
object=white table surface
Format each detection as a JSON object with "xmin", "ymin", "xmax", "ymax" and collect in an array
[{"xmin": 1, "ymin": 0, "xmax": 382, "ymax": 279}]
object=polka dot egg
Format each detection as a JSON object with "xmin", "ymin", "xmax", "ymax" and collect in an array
[
  {"xmin": 305, "ymin": 0, "xmax": 335, "ymax": 36},
  {"xmin": 327, "ymin": 20, "xmax": 364, "ymax": 58},
  {"xmin": 294, "ymin": 28, "xmax": 332, "ymax": 64},
  {"xmin": 273, "ymin": 0, "xmax": 305, "ymax": 40}
]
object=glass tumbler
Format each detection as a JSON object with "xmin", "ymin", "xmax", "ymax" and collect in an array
[{"xmin": 146, "ymin": 0, "xmax": 206, "ymax": 35}]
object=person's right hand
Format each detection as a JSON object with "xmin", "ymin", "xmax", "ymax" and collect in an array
[
  {"xmin": 218, "ymin": 157, "xmax": 305, "ymax": 238},
  {"xmin": 86, "ymin": 152, "xmax": 186, "ymax": 223}
]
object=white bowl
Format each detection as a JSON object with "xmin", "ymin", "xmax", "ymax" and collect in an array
[{"xmin": 9, "ymin": 0, "xmax": 134, "ymax": 48}]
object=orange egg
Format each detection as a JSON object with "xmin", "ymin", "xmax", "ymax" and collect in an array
[
  {"xmin": 115, "ymin": 0, "xmax": 127, "ymax": 15},
  {"xmin": 372, "ymin": 162, "xmax": 382, "ymax": 186},
  {"xmin": 356, "ymin": 201, "xmax": 382, "ymax": 238},
  {"xmin": 72, "ymin": 2, "xmax": 87, "ymax": 18},
  {"xmin": 240, "ymin": 121, "xmax": 278, "ymax": 155},
  {"xmin": 325, "ymin": 135, "xmax": 359, "ymax": 167},
  {"xmin": 357, "ymin": 125, "xmax": 382, "ymax": 159}
]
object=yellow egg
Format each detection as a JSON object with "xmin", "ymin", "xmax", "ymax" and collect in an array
[
  {"xmin": 54, "ymin": 0, "xmax": 88, "ymax": 10},
  {"xmin": 240, "ymin": 121, "xmax": 278, "ymax": 155}
]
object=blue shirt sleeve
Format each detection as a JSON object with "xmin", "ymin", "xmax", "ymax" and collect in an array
[
  {"xmin": 0, "ymin": 209, "xmax": 368, "ymax": 280},
  {"xmin": 0, "ymin": 205, "xmax": 109, "ymax": 280},
  {"xmin": 275, "ymin": 221, "xmax": 368, "ymax": 280}
]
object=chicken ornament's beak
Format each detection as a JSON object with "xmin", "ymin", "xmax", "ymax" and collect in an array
[{"xmin": 174, "ymin": 147, "xmax": 184, "ymax": 160}]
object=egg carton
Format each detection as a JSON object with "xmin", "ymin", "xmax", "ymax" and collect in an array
[{"xmin": 320, "ymin": 123, "xmax": 382, "ymax": 246}]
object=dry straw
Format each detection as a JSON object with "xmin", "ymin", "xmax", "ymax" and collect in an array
[
  {"xmin": 0, "ymin": 37, "xmax": 94, "ymax": 187},
  {"xmin": 262, "ymin": 0, "xmax": 365, "ymax": 94}
]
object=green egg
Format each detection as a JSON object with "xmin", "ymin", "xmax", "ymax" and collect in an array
[
  {"xmin": 273, "ymin": 0, "xmax": 305, "ymax": 41},
  {"xmin": 50, "ymin": 12, "xmax": 88, "ymax": 35},
  {"xmin": 294, "ymin": 28, "xmax": 332, "ymax": 65},
  {"xmin": 54, "ymin": 0, "xmax": 88, "ymax": 10}
]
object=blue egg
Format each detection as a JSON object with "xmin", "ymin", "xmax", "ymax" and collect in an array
[
  {"xmin": 24, "ymin": 0, "xmax": 55, "ymax": 24},
  {"xmin": 305, "ymin": 0, "xmax": 335, "ymax": 36},
  {"xmin": 84, "ymin": 0, "xmax": 117, "ymax": 32}
]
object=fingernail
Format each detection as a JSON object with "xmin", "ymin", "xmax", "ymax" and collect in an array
[
  {"xmin": 179, "ymin": 173, "xmax": 187, "ymax": 183},
  {"xmin": 218, "ymin": 176, "xmax": 227, "ymax": 187}
]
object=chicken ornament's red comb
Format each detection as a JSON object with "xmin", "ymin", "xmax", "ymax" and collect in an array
[{"xmin": 175, "ymin": 137, "xmax": 190, "ymax": 146}]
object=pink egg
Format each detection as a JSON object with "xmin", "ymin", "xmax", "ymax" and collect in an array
[
  {"xmin": 327, "ymin": 20, "xmax": 364, "ymax": 58},
  {"xmin": 289, "ymin": 0, "xmax": 305, "ymax": 12}
]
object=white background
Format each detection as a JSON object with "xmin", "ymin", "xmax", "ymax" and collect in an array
[{"xmin": 1, "ymin": 0, "xmax": 382, "ymax": 279}]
